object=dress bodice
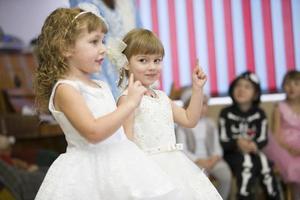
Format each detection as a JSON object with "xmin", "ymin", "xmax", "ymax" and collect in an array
[
  {"xmin": 279, "ymin": 101, "xmax": 300, "ymax": 132},
  {"xmin": 133, "ymin": 90, "xmax": 177, "ymax": 152},
  {"xmin": 49, "ymin": 80, "xmax": 126, "ymax": 149}
]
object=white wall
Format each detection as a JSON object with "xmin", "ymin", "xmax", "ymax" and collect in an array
[{"xmin": 0, "ymin": 0, "xmax": 69, "ymax": 46}]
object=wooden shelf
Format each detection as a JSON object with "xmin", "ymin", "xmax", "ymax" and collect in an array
[{"xmin": 39, "ymin": 123, "xmax": 63, "ymax": 137}]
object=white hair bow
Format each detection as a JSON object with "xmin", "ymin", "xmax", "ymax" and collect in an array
[
  {"xmin": 106, "ymin": 38, "xmax": 128, "ymax": 70},
  {"xmin": 77, "ymin": 2, "xmax": 109, "ymax": 29}
]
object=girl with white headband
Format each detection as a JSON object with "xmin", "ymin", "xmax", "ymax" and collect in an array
[{"xmin": 34, "ymin": 7, "xmax": 184, "ymax": 200}]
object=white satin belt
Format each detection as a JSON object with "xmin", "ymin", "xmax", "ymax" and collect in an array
[{"xmin": 144, "ymin": 143, "xmax": 183, "ymax": 154}]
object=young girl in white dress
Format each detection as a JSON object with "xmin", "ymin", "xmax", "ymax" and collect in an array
[
  {"xmin": 117, "ymin": 28, "xmax": 222, "ymax": 200},
  {"xmin": 33, "ymin": 7, "xmax": 184, "ymax": 200}
]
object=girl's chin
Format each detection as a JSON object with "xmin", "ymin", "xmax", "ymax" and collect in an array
[
  {"xmin": 94, "ymin": 67, "xmax": 101, "ymax": 73},
  {"xmin": 144, "ymin": 80, "xmax": 157, "ymax": 86}
]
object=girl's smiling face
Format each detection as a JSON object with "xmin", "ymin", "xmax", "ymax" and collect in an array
[{"xmin": 127, "ymin": 54, "xmax": 163, "ymax": 88}]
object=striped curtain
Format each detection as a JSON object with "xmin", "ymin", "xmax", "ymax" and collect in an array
[{"xmin": 137, "ymin": 0, "xmax": 300, "ymax": 96}]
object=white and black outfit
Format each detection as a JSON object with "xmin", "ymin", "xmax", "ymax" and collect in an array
[{"xmin": 219, "ymin": 105, "xmax": 279, "ymax": 200}]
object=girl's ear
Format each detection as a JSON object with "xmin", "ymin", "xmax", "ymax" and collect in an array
[
  {"xmin": 63, "ymin": 46, "xmax": 73, "ymax": 58},
  {"xmin": 63, "ymin": 50, "xmax": 73, "ymax": 58}
]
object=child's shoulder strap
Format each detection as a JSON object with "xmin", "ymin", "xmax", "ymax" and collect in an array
[
  {"xmin": 116, "ymin": 89, "xmax": 128, "ymax": 104},
  {"xmin": 48, "ymin": 80, "xmax": 80, "ymax": 113},
  {"xmin": 92, "ymin": 79, "xmax": 108, "ymax": 89}
]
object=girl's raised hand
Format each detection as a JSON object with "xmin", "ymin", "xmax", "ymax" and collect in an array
[
  {"xmin": 126, "ymin": 74, "xmax": 147, "ymax": 107},
  {"xmin": 192, "ymin": 59, "xmax": 207, "ymax": 90}
]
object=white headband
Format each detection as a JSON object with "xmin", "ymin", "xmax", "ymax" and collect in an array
[
  {"xmin": 71, "ymin": 11, "xmax": 89, "ymax": 24},
  {"xmin": 75, "ymin": 2, "xmax": 108, "ymax": 29}
]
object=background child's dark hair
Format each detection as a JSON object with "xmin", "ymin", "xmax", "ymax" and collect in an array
[
  {"xmin": 228, "ymin": 71, "xmax": 261, "ymax": 106},
  {"xmin": 118, "ymin": 28, "xmax": 164, "ymax": 87},
  {"xmin": 34, "ymin": 8, "xmax": 107, "ymax": 112},
  {"xmin": 282, "ymin": 70, "xmax": 300, "ymax": 89}
]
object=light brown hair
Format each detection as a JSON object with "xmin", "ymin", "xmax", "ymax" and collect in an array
[{"xmin": 118, "ymin": 28, "xmax": 164, "ymax": 87}]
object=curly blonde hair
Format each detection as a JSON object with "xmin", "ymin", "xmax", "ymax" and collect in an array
[
  {"xmin": 34, "ymin": 7, "xmax": 107, "ymax": 112},
  {"xmin": 118, "ymin": 28, "xmax": 164, "ymax": 87}
]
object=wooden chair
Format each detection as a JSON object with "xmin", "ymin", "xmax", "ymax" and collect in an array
[
  {"xmin": 273, "ymin": 166, "xmax": 294, "ymax": 200},
  {"xmin": 1, "ymin": 88, "xmax": 34, "ymax": 113},
  {"xmin": 0, "ymin": 114, "xmax": 65, "ymax": 163},
  {"xmin": 0, "ymin": 52, "xmax": 36, "ymax": 114},
  {"xmin": 0, "ymin": 51, "xmax": 66, "ymax": 163},
  {"xmin": 285, "ymin": 183, "xmax": 293, "ymax": 200},
  {"xmin": 0, "ymin": 52, "xmax": 35, "ymax": 89},
  {"xmin": 0, "ymin": 114, "xmax": 39, "ymax": 138}
]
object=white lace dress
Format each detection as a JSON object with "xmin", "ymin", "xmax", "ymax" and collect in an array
[
  {"xmin": 131, "ymin": 90, "xmax": 223, "ymax": 200},
  {"xmin": 35, "ymin": 80, "xmax": 183, "ymax": 200}
]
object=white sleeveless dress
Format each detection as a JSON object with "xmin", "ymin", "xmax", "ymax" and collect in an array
[
  {"xmin": 131, "ymin": 89, "xmax": 223, "ymax": 200},
  {"xmin": 35, "ymin": 80, "xmax": 183, "ymax": 200}
]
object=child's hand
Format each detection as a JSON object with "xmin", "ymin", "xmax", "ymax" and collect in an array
[
  {"xmin": 211, "ymin": 155, "xmax": 221, "ymax": 164},
  {"xmin": 192, "ymin": 60, "xmax": 207, "ymax": 90},
  {"xmin": 195, "ymin": 158, "xmax": 214, "ymax": 170},
  {"xmin": 248, "ymin": 141, "xmax": 258, "ymax": 153},
  {"xmin": 208, "ymin": 156, "xmax": 219, "ymax": 168},
  {"xmin": 126, "ymin": 74, "xmax": 147, "ymax": 107}
]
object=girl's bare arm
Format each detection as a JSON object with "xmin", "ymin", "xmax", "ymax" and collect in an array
[
  {"xmin": 172, "ymin": 87, "xmax": 203, "ymax": 128},
  {"xmin": 117, "ymin": 95, "xmax": 135, "ymax": 140},
  {"xmin": 173, "ymin": 63, "xmax": 206, "ymax": 128},
  {"xmin": 55, "ymin": 84, "xmax": 137, "ymax": 143}
]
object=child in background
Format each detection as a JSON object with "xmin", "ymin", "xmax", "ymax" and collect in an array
[
  {"xmin": 176, "ymin": 88, "xmax": 232, "ymax": 200},
  {"xmin": 264, "ymin": 70, "xmax": 300, "ymax": 200},
  {"xmin": 33, "ymin": 7, "xmax": 184, "ymax": 200},
  {"xmin": 0, "ymin": 135, "xmax": 38, "ymax": 172},
  {"xmin": 0, "ymin": 135, "xmax": 47, "ymax": 200},
  {"xmin": 218, "ymin": 71, "xmax": 279, "ymax": 200},
  {"xmin": 117, "ymin": 28, "xmax": 222, "ymax": 199}
]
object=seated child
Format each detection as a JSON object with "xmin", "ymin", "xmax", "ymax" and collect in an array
[
  {"xmin": 218, "ymin": 71, "xmax": 279, "ymax": 200},
  {"xmin": 264, "ymin": 70, "xmax": 300, "ymax": 200},
  {"xmin": 0, "ymin": 135, "xmax": 38, "ymax": 172},
  {"xmin": 0, "ymin": 135, "xmax": 47, "ymax": 200}
]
